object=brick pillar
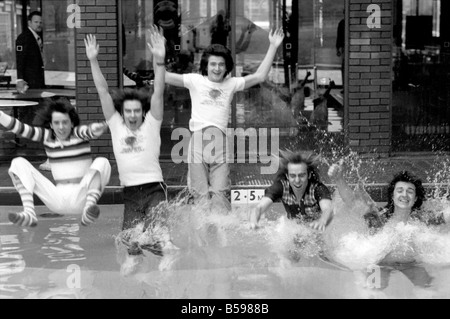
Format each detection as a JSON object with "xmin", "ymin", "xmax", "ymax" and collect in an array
[
  {"xmin": 347, "ymin": 0, "xmax": 393, "ymax": 156},
  {"xmin": 75, "ymin": 0, "xmax": 119, "ymax": 160}
]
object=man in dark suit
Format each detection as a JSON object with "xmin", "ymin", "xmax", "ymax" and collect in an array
[{"xmin": 16, "ymin": 11, "xmax": 45, "ymax": 94}]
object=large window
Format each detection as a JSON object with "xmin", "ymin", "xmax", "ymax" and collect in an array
[
  {"xmin": 0, "ymin": 0, "xmax": 75, "ymax": 88},
  {"xmin": 392, "ymin": 0, "xmax": 450, "ymax": 152},
  {"xmin": 0, "ymin": 1, "xmax": 22, "ymax": 70},
  {"xmin": 121, "ymin": 0, "xmax": 345, "ymax": 158},
  {"xmin": 0, "ymin": 0, "xmax": 76, "ymax": 161},
  {"xmin": 41, "ymin": 0, "xmax": 76, "ymax": 87}
]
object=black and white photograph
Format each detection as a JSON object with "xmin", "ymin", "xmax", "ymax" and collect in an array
[{"xmin": 0, "ymin": 0, "xmax": 449, "ymax": 303}]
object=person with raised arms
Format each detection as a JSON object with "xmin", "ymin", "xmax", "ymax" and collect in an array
[
  {"xmin": 164, "ymin": 27, "xmax": 285, "ymax": 211},
  {"xmin": 86, "ymin": 26, "xmax": 175, "ymax": 257},
  {"xmin": 0, "ymin": 97, "xmax": 111, "ymax": 227}
]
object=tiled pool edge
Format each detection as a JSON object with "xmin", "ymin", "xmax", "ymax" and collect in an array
[{"xmin": 0, "ymin": 184, "xmax": 446, "ymax": 206}]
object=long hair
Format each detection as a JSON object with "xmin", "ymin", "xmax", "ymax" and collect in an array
[
  {"xmin": 276, "ymin": 150, "xmax": 322, "ymax": 183},
  {"xmin": 199, "ymin": 44, "xmax": 234, "ymax": 79},
  {"xmin": 34, "ymin": 97, "xmax": 80, "ymax": 130},
  {"xmin": 111, "ymin": 87, "xmax": 151, "ymax": 117},
  {"xmin": 384, "ymin": 170, "xmax": 426, "ymax": 219}
]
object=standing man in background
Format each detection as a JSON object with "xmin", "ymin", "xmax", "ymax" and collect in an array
[
  {"xmin": 16, "ymin": 11, "xmax": 45, "ymax": 93},
  {"xmin": 16, "ymin": 11, "xmax": 51, "ymax": 171}
]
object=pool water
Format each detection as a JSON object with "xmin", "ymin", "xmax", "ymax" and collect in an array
[{"xmin": 1, "ymin": 203, "xmax": 450, "ymax": 299}]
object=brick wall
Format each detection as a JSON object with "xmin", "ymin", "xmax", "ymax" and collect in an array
[
  {"xmin": 76, "ymin": 0, "xmax": 119, "ymax": 160},
  {"xmin": 347, "ymin": 0, "xmax": 393, "ymax": 156}
]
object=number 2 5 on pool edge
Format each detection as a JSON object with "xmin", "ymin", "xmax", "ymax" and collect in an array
[{"xmin": 232, "ymin": 190, "xmax": 264, "ymax": 204}]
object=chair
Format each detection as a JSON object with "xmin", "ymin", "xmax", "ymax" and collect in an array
[{"xmin": 0, "ymin": 62, "xmax": 12, "ymax": 89}]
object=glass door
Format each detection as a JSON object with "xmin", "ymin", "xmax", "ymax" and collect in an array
[
  {"xmin": 120, "ymin": 0, "xmax": 345, "ymax": 158},
  {"xmin": 231, "ymin": 0, "xmax": 282, "ymax": 130},
  {"xmin": 41, "ymin": 0, "xmax": 76, "ymax": 87},
  {"xmin": 122, "ymin": 0, "xmax": 233, "ymax": 158}
]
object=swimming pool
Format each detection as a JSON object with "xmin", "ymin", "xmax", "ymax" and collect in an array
[{"xmin": 1, "ymin": 203, "xmax": 449, "ymax": 299}]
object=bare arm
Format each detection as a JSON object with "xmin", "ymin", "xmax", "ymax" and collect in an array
[
  {"xmin": 243, "ymin": 28, "xmax": 284, "ymax": 89},
  {"xmin": 249, "ymin": 196, "xmax": 273, "ymax": 229},
  {"xmin": 310, "ymin": 199, "xmax": 334, "ymax": 232},
  {"xmin": 165, "ymin": 71, "xmax": 185, "ymax": 87},
  {"xmin": 147, "ymin": 26, "xmax": 167, "ymax": 121},
  {"xmin": 328, "ymin": 161, "xmax": 357, "ymax": 205},
  {"xmin": 85, "ymin": 34, "xmax": 116, "ymax": 121}
]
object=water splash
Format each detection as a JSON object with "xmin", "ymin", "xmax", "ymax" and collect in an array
[
  {"xmin": 426, "ymin": 155, "xmax": 450, "ymax": 201},
  {"xmin": 323, "ymin": 170, "xmax": 450, "ymax": 271},
  {"xmin": 262, "ymin": 217, "xmax": 323, "ymax": 263},
  {"xmin": 282, "ymin": 105, "xmax": 450, "ymax": 271},
  {"xmin": 115, "ymin": 193, "xmax": 281, "ymax": 275}
]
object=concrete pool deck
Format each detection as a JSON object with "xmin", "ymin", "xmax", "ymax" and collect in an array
[{"xmin": 0, "ymin": 154, "xmax": 448, "ymax": 205}]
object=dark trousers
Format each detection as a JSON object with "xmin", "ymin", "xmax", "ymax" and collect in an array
[{"xmin": 122, "ymin": 182, "xmax": 167, "ymax": 231}]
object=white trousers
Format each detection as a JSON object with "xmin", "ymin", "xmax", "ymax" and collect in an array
[{"xmin": 8, "ymin": 157, "xmax": 111, "ymax": 215}]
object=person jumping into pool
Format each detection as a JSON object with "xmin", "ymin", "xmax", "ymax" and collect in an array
[
  {"xmin": 86, "ymin": 27, "xmax": 176, "ymax": 257},
  {"xmin": 249, "ymin": 150, "xmax": 334, "ymax": 231},
  {"xmin": 328, "ymin": 161, "xmax": 448, "ymax": 229},
  {"xmin": 164, "ymin": 27, "xmax": 284, "ymax": 212},
  {"xmin": 0, "ymin": 98, "xmax": 111, "ymax": 228},
  {"xmin": 328, "ymin": 161, "xmax": 449, "ymax": 290}
]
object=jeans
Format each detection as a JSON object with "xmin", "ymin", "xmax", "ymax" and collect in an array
[
  {"xmin": 188, "ymin": 127, "xmax": 231, "ymax": 211},
  {"xmin": 122, "ymin": 182, "xmax": 167, "ymax": 230}
]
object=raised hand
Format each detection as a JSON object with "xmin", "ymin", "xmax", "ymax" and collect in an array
[
  {"xmin": 268, "ymin": 27, "xmax": 285, "ymax": 48},
  {"xmin": 328, "ymin": 159, "xmax": 345, "ymax": 181},
  {"xmin": 84, "ymin": 34, "xmax": 100, "ymax": 61},
  {"xmin": 90, "ymin": 122, "xmax": 108, "ymax": 136},
  {"xmin": 16, "ymin": 80, "xmax": 29, "ymax": 94},
  {"xmin": 147, "ymin": 25, "xmax": 166, "ymax": 61}
]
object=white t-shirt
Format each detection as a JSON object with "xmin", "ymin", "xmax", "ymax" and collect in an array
[
  {"xmin": 108, "ymin": 112, "xmax": 163, "ymax": 187},
  {"xmin": 183, "ymin": 74, "xmax": 246, "ymax": 132}
]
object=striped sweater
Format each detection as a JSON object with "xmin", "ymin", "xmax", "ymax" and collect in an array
[{"xmin": 0, "ymin": 111, "xmax": 107, "ymax": 181}]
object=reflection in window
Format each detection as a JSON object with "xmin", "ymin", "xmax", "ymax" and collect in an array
[
  {"xmin": 122, "ymin": 0, "xmax": 182, "ymax": 86},
  {"xmin": 0, "ymin": 1, "xmax": 21, "ymax": 71},
  {"xmin": 392, "ymin": 0, "xmax": 450, "ymax": 152},
  {"xmin": 0, "ymin": 0, "xmax": 75, "ymax": 88},
  {"xmin": 121, "ymin": 0, "xmax": 346, "ymax": 158},
  {"xmin": 42, "ymin": 0, "xmax": 75, "ymax": 87},
  {"xmin": 402, "ymin": 0, "xmax": 441, "ymax": 48}
]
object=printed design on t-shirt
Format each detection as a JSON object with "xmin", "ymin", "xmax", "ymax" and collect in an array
[
  {"xmin": 121, "ymin": 133, "xmax": 144, "ymax": 154},
  {"xmin": 209, "ymin": 89, "xmax": 222, "ymax": 100},
  {"xmin": 200, "ymin": 87, "xmax": 229, "ymax": 109}
]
